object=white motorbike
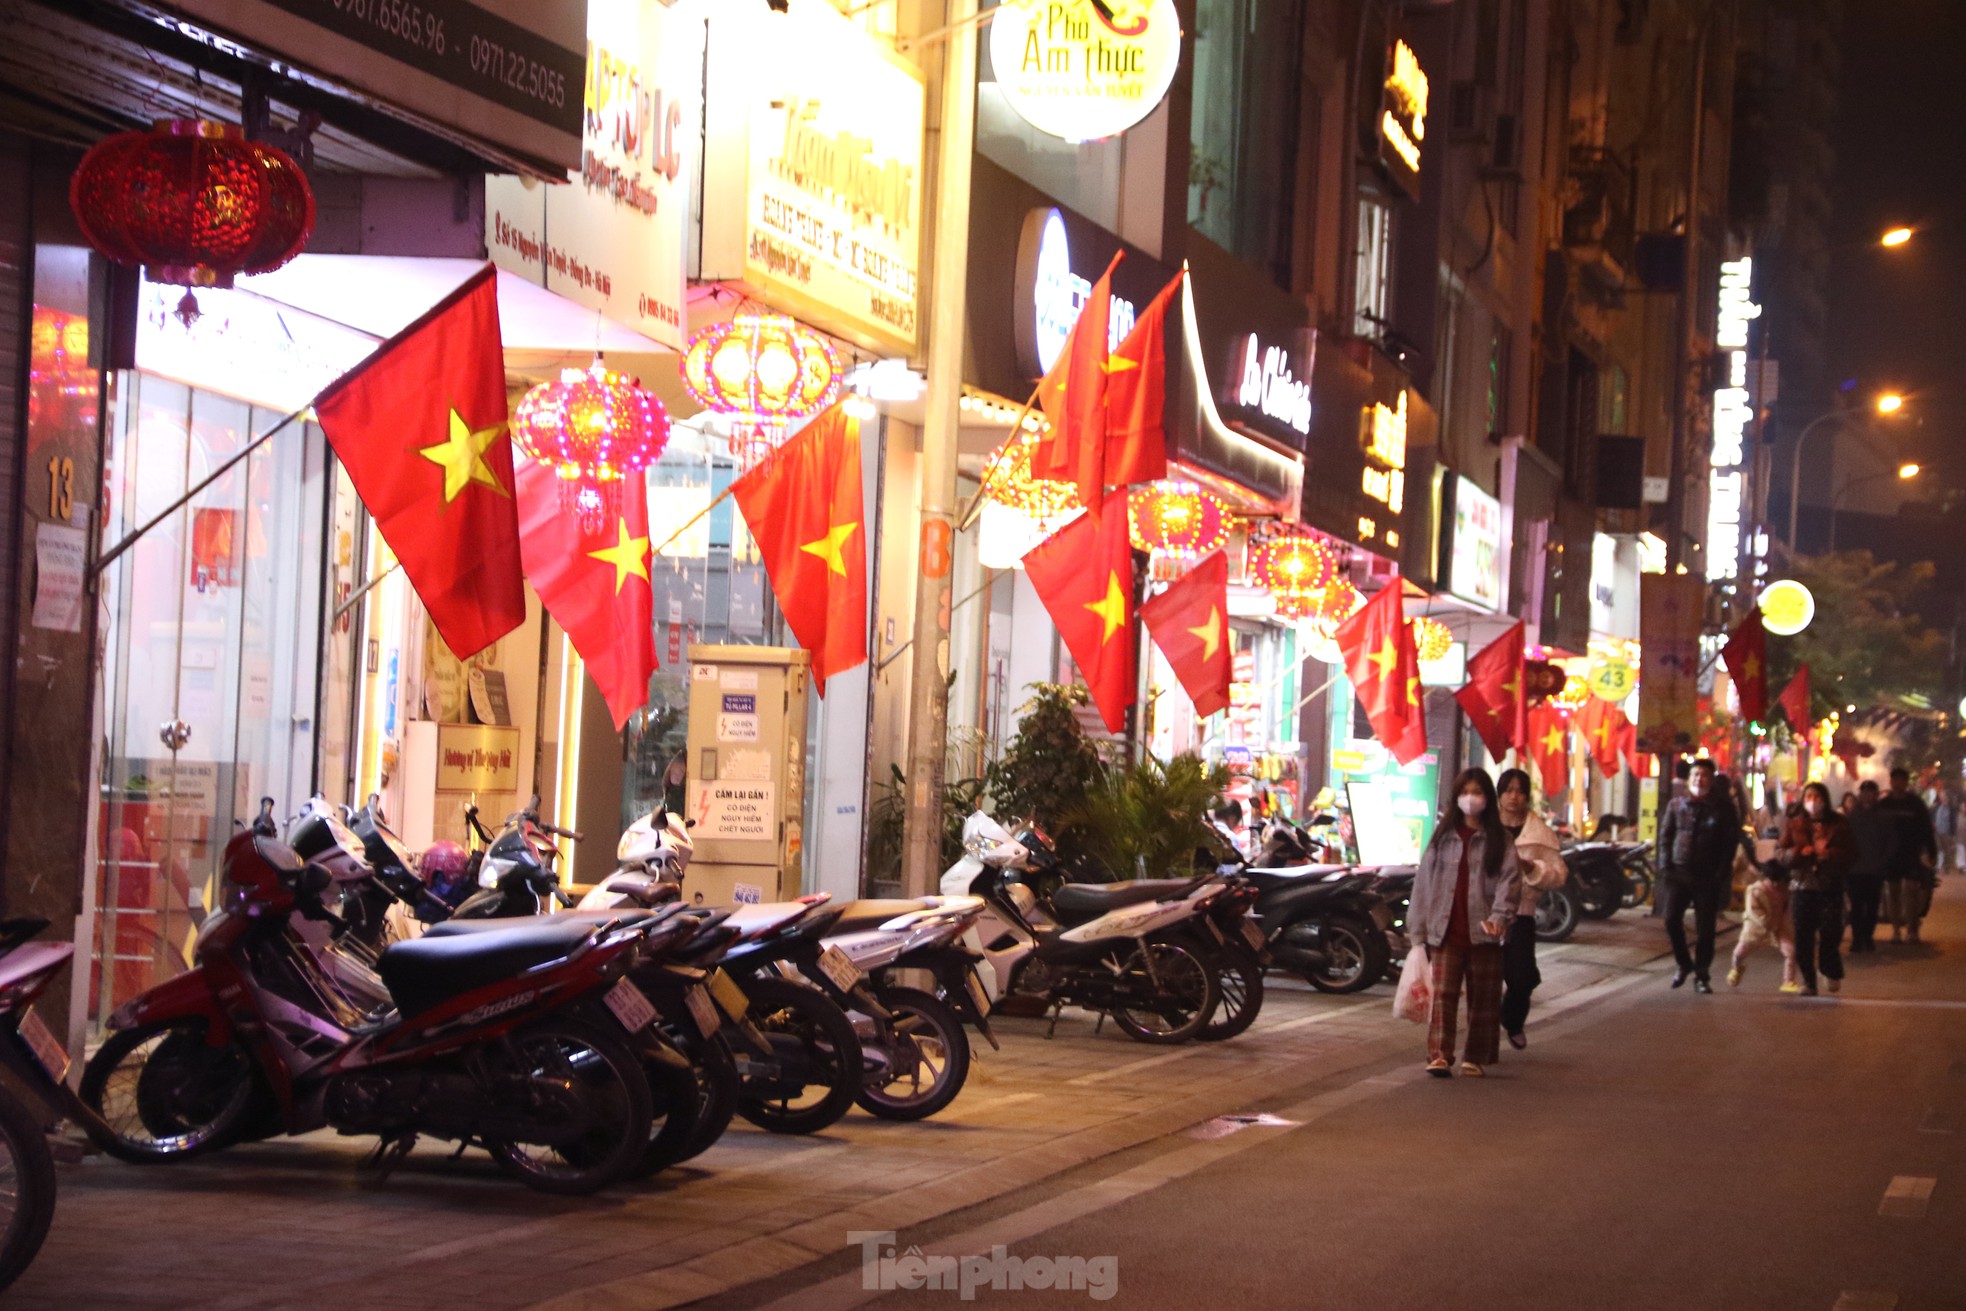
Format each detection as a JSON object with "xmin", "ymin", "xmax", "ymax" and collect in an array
[{"xmin": 579, "ymin": 806, "xmax": 695, "ymax": 910}]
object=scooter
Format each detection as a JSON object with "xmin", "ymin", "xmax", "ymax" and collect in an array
[
  {"xmin": 1207, "ymin": 817, "xmax": 1394, "ymax": 993},
  {"xmin": 579, "ymin": 805, "xmax": 694, "ymax": 911}
]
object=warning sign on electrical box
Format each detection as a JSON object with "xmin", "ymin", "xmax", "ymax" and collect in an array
[{"xmin": 690, "ymin": 781, "xmax": 776, "ymax": 841}]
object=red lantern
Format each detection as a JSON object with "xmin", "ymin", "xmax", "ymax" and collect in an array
[
  {"xmin": 70, "ymin": 119, "xmax": 314, "ymax": 322},
  {"xmin": 681, "ymin": 315, "xmax": 841, "ymax": 466},
  {"xmin": 1250, "ymin": 528, "xmax": 1337, "ymax": 614},
  {"xmin": 1128, "ymin": 481, "xmax": 1229, "ymax": 564},
  {"xmin": 513, "ymin": 362, "xmax": 672, "ymax": 530}
]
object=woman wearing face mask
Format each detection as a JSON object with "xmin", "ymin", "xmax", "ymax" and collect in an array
[
  {"xmin": 1407, "ymin": 770, "xmax": 1522, "ymax": 1076},
  {"xmin": 1495, "ymin": 769, "xmax": 1569, "ymax": 1050},
  {"xmin": 1778, "ymin": 781, "xmax": 1855, "ymax": 996}
]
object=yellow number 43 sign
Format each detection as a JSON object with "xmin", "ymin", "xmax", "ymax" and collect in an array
[{"xmin": 1587, "ymin": 656, "xmax": 1636, "ymax": 703}]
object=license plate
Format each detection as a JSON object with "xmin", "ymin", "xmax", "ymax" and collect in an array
[
  {"xmin": 684, "ymin": 985, "xmax": 720, "ymax": 1037},
  {"xmin": 603, "ymin": 978, "xmax": 657, "ymax": 1033},
  {"xmin": 963, "ymin": 966, "xmax": 991, "ymax": 1018},
  {"xmin": 1240, "ymin": 919, "xmax": 1266, "ymax": 952},
  {"xmin": 18, "ymin": 1007, "xmax": 66, "ymax": 1082},
  {"xmin": 707, "ymin": 968, "xmax": 749, "ymax": 1022},
  {"xmin": 816, "ymin": 944, "xmax": 865, "ymax": 993}
]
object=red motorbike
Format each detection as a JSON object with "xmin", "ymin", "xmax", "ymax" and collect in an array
[{"xmin": 78, "ymin": 801, "xmax": 668, "ymax": 1195}]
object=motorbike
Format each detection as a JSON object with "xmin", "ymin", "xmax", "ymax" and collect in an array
[
  {"xmin": 942, "ymin": 813, "xmax": 1221, "ymax": 1045},
  {"xmin": 1560, "ymin": 840, "xmax": 1632, "ymax": 921},
  {"xmin": 78, "ymin": 800, "xmax": 670, "ymax": 1195},
  {"xmin": 453, "ymin": 798, "xmax": 585, "ymax": 919},
  {"xmin": 1208, "ymin": 817, "xmax": 1393, "ymax": 993},
  {"xmin": 579, "ymin": 804, "xmax": 694, "ymax": 912}
]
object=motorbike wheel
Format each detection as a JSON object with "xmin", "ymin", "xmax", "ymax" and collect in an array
[
  {"xmin": 1199, "ymin": 941, "xmax": 1265, "ymax": 1041},
  {"xmin": 854, "ymin": 986, "xmax": 970, "ymax": 1121},
  {"xmin": 1623, "ymin": 867, "xmax": 1654, "ymax": 909},
  {"xmin": 632, "ymin": 1033, "xmax": 708, "ymax": 1178},
  {"xmin": 487, "ymin": 1015, "xmax": 654, "ymax": 1196},
  {"xmin": 674, "ymin": 1037, "xmax": 740, "ymax": 1164},
  {"xmin": 0, "ymin": 1090, "xmax": 56, "ymax": 1293},
  {"xmin": 1575, "ymin": 873, "xmax": 1623, "ymax": 920},
  {"xmin": 79, "ymin": 1019, "xmax": 256, "ymax": 1163},
  {"xmin": 1534, "ymin": 886, "xmax": 1581, "ymax": 942},
  {"xmin": 734, "ymin": 977, "xmax": 863, "ymax": 1135},
  {"xmin": 1109, "ymin": 942, "xmax": 1218, "ymax": 1045},
  {"xmin": 1302, "ymin": 915, "xmax": 1390, "ymax": 994}
]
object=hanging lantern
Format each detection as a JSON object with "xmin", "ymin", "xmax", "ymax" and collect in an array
[
  {"xmin": 70, "ymin": 119, "xmax": 314, "ymax": 324},
  {"xmin": 1129, "ymin": 481, "xmax": 1229, "ymax": 565},
  {"xmin": 1250, "ymin": 528, "xmax": 1337, "ymax": 616},
  {"xmin": 681, "ymin": 315, "xmax": 841, "ymax": 466},
  {"xmin": 980, "ymin": 424, "xmax": 1082, "ymax": 528},
  {"xmin": 1551, "ymin": 673, "xmax": 1592, "ymax": 711},
  {"xmin": 513, "ymin": 361, "xmax": 672, "ymax": 530},
  {"xmin": 1412, "ymin": 616, "xmax": 1453, "ymax": 663}
]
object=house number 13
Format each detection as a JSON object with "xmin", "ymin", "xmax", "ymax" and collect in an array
[{"xmin": 46, "ymin": 457, "xmax": 72, "ymax": 521}]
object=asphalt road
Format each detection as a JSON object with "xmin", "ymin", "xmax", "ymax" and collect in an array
[{"xmin": 733, "ymin": 883, "xmax": 1966, "ymax": 1311}]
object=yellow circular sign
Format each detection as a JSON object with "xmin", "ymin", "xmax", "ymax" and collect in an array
[
  {"xmin": 1587, "ymin": 656, "xmax": 1636, "ymax": 703},
  {"xmin": 989, "ymin": 0, "xmax": 1183, "ymax": 142},
  {"xmin": 1759, "ymin": 579, "xmax": 1815, "ymax": 636}
]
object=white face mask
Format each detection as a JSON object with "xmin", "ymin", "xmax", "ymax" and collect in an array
[
  {"xmin": 1457, "ymin": 794, "xmax": 1486, "ymax": 818},
  {"xmin": 1805, "ymin": 800, "xmax": 1825, "ymax": 817}
]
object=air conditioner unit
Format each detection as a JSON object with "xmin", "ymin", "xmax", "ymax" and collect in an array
[{"xmin": 1447, "ymin": 82, "xmax": 1494, "ymax": 141}]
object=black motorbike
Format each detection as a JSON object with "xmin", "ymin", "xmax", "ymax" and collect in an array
[{"xmin": 1211, "ymin": 818, "xmax": 1392, "ymax": 993}]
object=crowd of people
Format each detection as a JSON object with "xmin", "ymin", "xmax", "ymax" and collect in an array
[{"xmin": 1406, "ymin": 759, "xmax": 1946, "ymax": 1077}]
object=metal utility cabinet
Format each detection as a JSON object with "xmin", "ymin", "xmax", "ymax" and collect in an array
[{"xmin": 680, "ymin": 645, "xmax": 810, "ymax": 906}]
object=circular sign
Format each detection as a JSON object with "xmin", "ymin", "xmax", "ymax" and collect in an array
[
  {"xmin": 989, "ymin": 0, "xmax": 1183, "ymax": 142},
  {"xmin": 1759, "ymin": 579, "xmax": 1816, "ymax": 636},
  {"xmin": 1586, "ymin": 656, "xmax": 1636, "ymax": 703}
]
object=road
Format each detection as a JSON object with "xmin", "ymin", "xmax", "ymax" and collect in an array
[{"xmin": 716, "ymin": 885, "xmax": 1966, "ymax": 1311}]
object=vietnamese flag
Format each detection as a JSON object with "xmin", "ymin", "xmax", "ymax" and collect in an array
[
  {"xmin": 1778, "ymin": 662, "xmax": 1812, "ymax": 731},
  {"xmin": 1022, "ymin": 489, "xmax": 1136, "ymax": 733},
  {"xmin": 1721, "ymin": 608, "xmax": 1769, "ymax": 723},
  {"xmin": 1454, "ymin": 621, "xmax": 1526, "ymax": 760},
  {"xmin": 1103, "ymin": 271, "xmax": 1182, "ymax": 487},
  {"xmin": 1139, "ymin": 548, "xmax": 1230, "ymax": 718},
  {"xmin": 312, "ymin": 263, "xmax": 523, "ymax": 658},
  {"xmin": 1528, "ymin": 704, "xmax": 1571, "ymax": 794},
  {"xmin": 1576, "ymin": 697, "xmax": 1628, "ymax": 775},
  {"xmin": 1033, "ymin": 251, "xmax": 1123, "ymax": 513},
  {"xmin": 730, "ymin": 403, "xmax": 868, "ymax": 693},
  {"xmin": 1335, "ymin": 583, "xmax": 1426, "ymax": 765},
  {"xmin": 517, "ymin": 464, "xmax": 656, "ymax": 730}
]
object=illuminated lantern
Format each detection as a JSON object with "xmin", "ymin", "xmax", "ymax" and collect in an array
[
  {"xmin": 980, "ymin": 424, "xmax": 1083, "ymax": 529},
  {"xmin": 1250, "ymin": 528, "xmax": 1337, "ymax": 615},
  {"xmin": 681, "ymin": 315, "xmax": 841, "ymax": 466},
  {"xmin": 1551, "ymin": 674, "xmax": 1591, "ymax": 710},
  {"xmin": 70, "ymin": 119, "xmax": 314, "ymax": 324},
  {"xmin": 513, "ymin": 361, "xmax": 672, "ymax": 529},
  {"xmin": 1412, "ymin": 616, "xmax": 1453, "ymax": 663},
  {"xmin": 1129, "ymin": 481, "xmax": 1229, "ymax": 565}
]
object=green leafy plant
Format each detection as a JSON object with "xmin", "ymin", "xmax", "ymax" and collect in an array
[
  {"xmin": 1058, "ymin": 752, "xmax": 1230, "ymax": 882},
  {"xmin": 986, "ymin": 683, "xmax": 1106, "ymax": 827}
]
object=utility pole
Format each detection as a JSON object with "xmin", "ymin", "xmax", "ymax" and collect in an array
[{"xmin": 900, "ymin": 0, "xmax": 979, "ymax": 896}]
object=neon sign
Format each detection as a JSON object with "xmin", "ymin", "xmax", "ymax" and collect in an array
[
  {"xmin": 1706, "ymin": 257, "xmax": 1758, "ymax": 582},
  {"xmin": 1231, "ymin": 334, "xmax": 1311, "ymax": 436},
  {"xmin": 1357, "ymin": 391, "xmax": 1408, "ymax": 546},
  {"xmin": 1030, "ymin": 208, "xmax": 1136, "ymax": 372}
]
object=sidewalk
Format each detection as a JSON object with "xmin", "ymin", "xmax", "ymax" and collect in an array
[{"xmin": 10, "ymin": 910, "xmax": 1694, "ymax": 1311}]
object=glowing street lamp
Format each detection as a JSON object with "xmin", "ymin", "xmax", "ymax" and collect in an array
[
  {"xmin": 1876, "ymin": 392, "xmax": 1905, "ymax": 415},
  {"xmin": 1898, "ymin": 462, "xmax": 1921, "ymax": 479},
  {"xmin": 1881, "ymin": 227, "xmax": 1914, "ymax": 247},
  {"xmin": 1829, "ymin": 462, "xmax": 1924, "ymax": 551}
]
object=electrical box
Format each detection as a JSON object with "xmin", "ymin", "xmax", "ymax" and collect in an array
[{"xmin": 681, "ymin": 645, "xmax": 809, "ymax": 907}]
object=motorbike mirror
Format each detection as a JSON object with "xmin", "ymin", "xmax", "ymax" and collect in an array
[{"xmin": 684, "ymin": 818, "xmax": 696, "ymax": 829}]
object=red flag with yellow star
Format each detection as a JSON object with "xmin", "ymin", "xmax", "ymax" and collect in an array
[
  {"xmin": 1103, "ymin": 271, "xmax": 1182, "ymax": 487},
  {"xmin": 1022, "ymin": 490, "xmax": 1136, "ymax": 733},
  {"xmin": 312, "ymin": 264, "xmax": 523, "ymax": 658},
  {"xmin": 516, "ymin": 462, "xmax": 656, "ymax": 729},
  {"xmin": 1335, "ymin": 582, "xmax": 1427, "ymax": 766},
  {"xmin": 1721, "ymin": 608, "xmax": 1769, "ymax": 723},
  {"xmin": 1575, "ymin": 696, "xmax": 1629, "ymax": 775},
  {"xmin": 1777, "ymin": 662, "xmax": 1812, "ymax": 731},
  {"xmin": 1139, "ymin": 548, "xmax": 1230, "ymax": 718},
  {"xmin": 1454, "ymin": 622, "xmax": 1526, "ymax": 759},
  {"xmin": 1033, "ymin": 251, "xmax": 1123, "ymax": 513},
  {"xmin": 730, "ymin": 402, "xmax": 868, "ymax": 694},
  {"xmin": 1528, "ymin": 705, "xmax": 1571, "ymax": 794}
]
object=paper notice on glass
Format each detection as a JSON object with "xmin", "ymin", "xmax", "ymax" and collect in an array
[{"xmin": 31, "ymin": 522, "xmax": 86, "ymax": 632}]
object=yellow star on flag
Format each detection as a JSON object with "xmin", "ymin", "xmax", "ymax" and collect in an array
[
  {"xmin": 1542, "ymin": 725, "xmax": 1565, "ymax": 755},
  {"xmin": 1186, "ymin": 606, "xmax": 1223, "ymax": 661},
  {"xmin": 1101, "ymin": 352, "xmax": 1139, "ymax": 374},
  {"xmin": 419, "ymin": 408, "xmax": 508, "ymax": 503},
  {"xmin": 587, "ymin": 519, "xmax": 651, "ymax": 594},
  {"xmin": 1406, "ymin": 672, "xmax": 1424, "ymax": 708},
  {"xmin": 1085, "ymin": 571, "xmax": 1128, "ymax": 642},
  {"xmin": 1741, "ymin": 654, "xmax": 1761, "ymax": 681},
  {"xmin": 799, "ymin": 521, "xmax": 859, "ymax": 576},
  {"xmin": 1367, "ymin": 636, "xmax": 1400, "ymax": 683},
  {"xmin": 1500, "ymin": 675, "xmax": 1521, "ymax": 700}
]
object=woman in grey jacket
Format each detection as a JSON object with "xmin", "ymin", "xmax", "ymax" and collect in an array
[{"xmin": 1408, "ymin": 769, "xmax": 1523, "ymax": 1077}]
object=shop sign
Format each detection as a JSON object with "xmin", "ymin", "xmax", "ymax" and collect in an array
[
  {"xmin": 1636, "ymin": 573, "xmax": 1704, "ymax": 753},
  {"xmin": 435, "ymin": 724, "xmax": 520, "ymax": 793},
  {"xmin": 987, "ymin": 0, "xmax": 1183, "ymax": 143},
  {"xmin": 1446, "ymin": 475, "xmax": 1503, "ymax": 609},
  {"xmin": 690, "ymin": 781, "xmax": 776, "ymax": 841},
  {"xmin": 1358, "ymin": 392, "xmax": 1408, "ymax": 548},
  {"xmin": 1027, "ymin": 207, "xmax": 1137, "ymax": 371},
  {"xmin": 1379, "ymin": 37, "xmax": 1429, "ymax": 199},
  {"xmin": 1706, "ymin": 257, "xmax": 1759, "ymax": 582},
  {"xmin": 486, "ymin": 0, "xmax": 696, "ymax": 350},
  {"xmin": 1224, "ymin": 334, "xmax": 1312, "ymax": 438},
  {"xmin": 173, "ymin": 0, "xmax": 586, "ymax": 170},
  {"xmin": 1587, "ymin": 655, "xmax": 1636, "ymax": 703},
  {"xmin": 1759, "ymin": 579, "xmax": 1815, "ymax": 636},
  {"xmin": 702, "ymin": 0, "xmax": 925, "ymax": 352}
]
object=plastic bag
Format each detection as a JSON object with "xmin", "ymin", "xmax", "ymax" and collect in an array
[{"xmin": 1392, "ymin": 944, "xmax": 1432, "ymax": 1023}]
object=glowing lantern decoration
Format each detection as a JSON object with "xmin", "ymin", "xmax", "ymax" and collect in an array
[
  {"xmin": 980, "ymin": 424, "xmax": 1082, "ymax": 528},
  {"xmin": 681, "ymin": 315, "xmax": 841, "ymax": 466},
  {"xmin": 70, "ymin": 119, "xmax": 314, "ymax": 324},
  {"xmin": 1412, "ymin": 616, "xmax": 1453, "ymax": 663},
  {"xmin": 1551, "ymin": 674, "xmax": 1592, "ymax": 710},
  {"xmin": 1129, "ymin": 481, "xmax": 1229, "ymax": 564},
  {"xmin": 513, "ymin": 361, "xmax": 671, "ymax": 529},
  {"xmin": 1250, "ymin": 528, "xmax": 1337, "ymax": 616}
]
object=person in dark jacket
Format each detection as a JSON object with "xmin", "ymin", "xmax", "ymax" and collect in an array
[
  {"xmin": 1845, "ymin": 780, "xmax": 1889, "ymax": 952},
  {"xmin": 1655, "ymin": 758, "xmax": 1739, "ymax": 992},
  {"xmin": 1779, "ymin": 781, "xmax": 1856, "ymax": 995},
  {"xmin": 1877, "ymin": 768, "xmax": 1937, "ymax": 943}
]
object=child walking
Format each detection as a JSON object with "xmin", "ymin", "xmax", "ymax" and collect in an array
[{"xmin": 1728, "ymin": 862, "xmax": 1798, "ymax": 992}]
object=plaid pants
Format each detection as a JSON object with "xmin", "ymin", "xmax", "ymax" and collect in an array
[{"xmin": 1428, "ymin": 941, "xmax": 1504, "ymax": 1066}]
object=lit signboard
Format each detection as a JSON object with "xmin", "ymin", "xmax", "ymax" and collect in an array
[
  {"xmin": 1379, "ymin": 38, "xmax": 1429, "ymax": 199},
  {"xmin": 1706, "ymin": 257, "xmax": 1759, "ymax": 582},
  {"xmin": 1027, "ymin": 208, "xmax": 1136, "ymax": 372},
  {"xmin": 1448, "ymin": 475, "xmax": 1504, "ymax": 609},
  {"xmin": 1358, "ymin": 392, "xmax": 1408, "ymax": 548},
  {"xmin": 988, "ymin": 0, "xmax": 1183, "ymax": 142}
]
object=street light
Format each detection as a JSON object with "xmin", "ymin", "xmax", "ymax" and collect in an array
[
  {"xmin": 1786, "ymin": 396, "xmax": 1909, "ymax": 551},
  {"xmin": 1881, "ymin": 227, "xmax": 1914, "ymax": 247},
  {"xmin": 1877, "ymin": 392, "xmax": 1906, "ymax": 414},
  {"xmin": 1828, "ymin": 462, "xmax": 1924, "ymax": 552}
]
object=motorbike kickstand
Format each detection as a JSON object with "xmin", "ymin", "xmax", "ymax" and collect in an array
[
  {"xmin": 360, "ymin": 1132, "xmax": 419, "ymax": 1186},
  {"xmin": 1093, "ymin": 1011, "xmax": 1105, "ymax": 1036},
  {"xmin": 1044, "ymin": 1001, "xmax": 1066, "ymax": 1040}
]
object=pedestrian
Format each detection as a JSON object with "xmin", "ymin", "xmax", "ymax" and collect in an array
[
  {"xmin": 1726, "ymin": 860, "xmax": 1796, "ymax": 990},
  {"xmin": 1934, "ymin": 787, "xmax": 1958, "ymax": 873},
  {"xmin": 1655, "ymin": 758, "xmax": 1740, "ymax": 993},
  {"xmin": 1408, "ymin": 769, "xmax": 1521, "ymax": 1078},
  {"xmin": 1877, "ymin": 767, "xmax": 1938, "ymax": 944},
  {"xmin": 1845, "ymin": 780, "xmax": 1888, "ymax": 952},
  {"xmin": 1778, "ymin": 781, "xmax": 1854, "ymax": 995},
  {"xmin": 1495, "ymin": 768, "xmax": 1567, "ymax": 1051}
]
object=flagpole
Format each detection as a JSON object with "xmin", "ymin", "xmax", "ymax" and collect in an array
[
  {"xmin": 953, "ymin": 384, "xmax": 1043, "ymax": 535},
  {"xmin": 91, "ymin": 405, "xmax": 312, "ymax": 577},
  {"xmin": 648, "ymin": 481, "xmax": 739, "ymax": 560},
  {"xmin": 330, "ymin": 561, "xmax": 403, "ymax": 625}
]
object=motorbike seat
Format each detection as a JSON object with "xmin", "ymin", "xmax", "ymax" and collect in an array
[
  {"xmin": 422, "ymin": 907, "xmax": 674, "ymax": 937},
  {"xmin": 826, "ymin": 899, "xmax": 933, "ymax": 935},
  {"xmin": 1050, "ymin": 879, "xmax": 1192, "ymax": 920},
  {"xmin": 377, "ymin": 919, "xmax": 600, "ymax": 1018},
  {"xmin": 1241, "ymin": 866, "xmax": 1350, "ymax": 893}
]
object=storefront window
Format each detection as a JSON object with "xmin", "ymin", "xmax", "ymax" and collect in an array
[
  {"xmin": 1354, "ymin": 194, "xmax": 1394, "ymax": 340},
  {"xmin": 1187, "ymin": 0, "xmax": 1303, "ymax": 279}
]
